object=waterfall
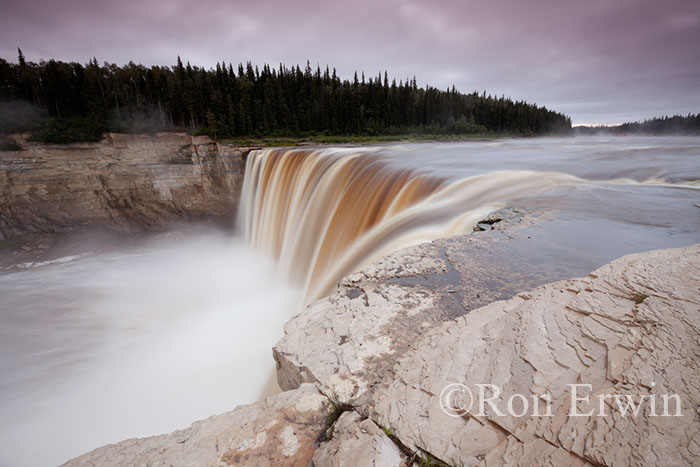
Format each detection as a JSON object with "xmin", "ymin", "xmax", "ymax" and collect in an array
[{"xmin": 239, "ymin": 147, "xmax": 582, "ymax": 303}]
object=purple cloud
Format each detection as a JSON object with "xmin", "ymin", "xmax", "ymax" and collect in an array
[{"xmin": 1, "ymin": 0, "xmax": 698, "ymax": 124}]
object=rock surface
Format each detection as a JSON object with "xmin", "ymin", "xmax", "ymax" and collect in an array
[
  {"xmin": 312, "ymin": 411, "xmax": 407, "ymax": 466},
  {"xmin": 276, "ymin": 243, "xmax": 700, "ymax": 466},
  {"xmin": 273, "ymin": 213, "xmax": 612, "ymax": 406},
  {"xmin": 63, "ymin": 383, "xmax": 330, "ymax": 467},
  {"xmin": 0, "ymin": 133, "xmax": 249, "ymax": 240}
]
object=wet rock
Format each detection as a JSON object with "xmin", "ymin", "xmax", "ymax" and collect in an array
[
  {"xmin": 478, "ymin": 214, "xmax": 503, "ymax": 225},
  {"xmin": 274, "ymin": 217, "xmax": 587, "ymax": 407},
  {"xmin": 63, "ymin": 383, "xmax": 330, "ymax": 467}
]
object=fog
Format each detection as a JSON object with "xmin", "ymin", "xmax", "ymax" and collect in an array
[
  {"xmin": 0, "ymin": 100, "xmax": 43, "ymax": 133},
  {"xmin": 0, "ymin": 233, "xmax": 299, "ymax": 467}
]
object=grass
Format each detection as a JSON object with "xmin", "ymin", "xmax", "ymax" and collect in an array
[
  {"xmin": 632, "ymin": 292, "xmax": 649, "ymax": 304},
  {"xmin": 0, "ymin": 236, "xmax": 24, "ymax": 249},
  {"xmin": 374, "ymin": 423, "xmax": 458, "ymax": 467},
  {"xmin": 218, "ymin": 133, "xmax": 502, "ymax": 147},
  {"xmin": 318, "ymin": 393, "xmax": 353, "ymax": 442},
  {"xmin": 417, "ymin": 451, "xmax": 451, "ymax": 467},
  {"xmin": 6, "ymin": 127, "xmax": 532, "ymax": 147},
  {"xmin": 381, "ymin": 425, "xmax": 393, "ymax": 437}
]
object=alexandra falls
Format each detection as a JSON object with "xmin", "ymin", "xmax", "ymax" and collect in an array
[{"xmin": 1, "ymin": 3, "xmax": 700, "ymax": 464}]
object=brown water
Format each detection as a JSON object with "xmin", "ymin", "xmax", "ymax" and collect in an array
[{"xmin": 240, "ymin": 137, "xmax": 699, "ymax": 303}]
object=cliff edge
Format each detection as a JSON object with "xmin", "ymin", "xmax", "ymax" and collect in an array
[{"xmin": 0, "ymin": 133, "xmax": 248, "ymax": 240}]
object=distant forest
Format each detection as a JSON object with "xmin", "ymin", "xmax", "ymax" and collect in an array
[
  {"xmin": 575, "ymin": 114, "xmax": 700, "ymax": 135},
  {"xmin": 0, "ymin": 50, "xmax": 571, "ymax": 143}
]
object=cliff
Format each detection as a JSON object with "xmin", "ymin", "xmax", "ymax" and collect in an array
[{"xmin": 0, "ymin": 133, "xmax": 249, "ymax": 240}]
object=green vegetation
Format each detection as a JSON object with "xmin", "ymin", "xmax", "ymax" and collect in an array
[
  {"xmin": 0, "ymin": 49, "xmax": 571, "ymax": 143},
  {"xmin": 0, "ymin": 236, "xmax": 22, "ymax": 249},
  {"xmin": 221, "ymin": 132, "xmax": 502, "ymax": 147},
  {"xmin": 575, "ymin": 114, "xmax": 700, "ymax": 135},
  {"xmin": 632, "ymin": 292, "xmax": 649, "ymax": 304},
  {"xmin": 380, "ymin": 424, "xmax": 394, "ymax": 437},
  {"xmin": 27, "ymin": 117, "xmax": 104, "ymax": 143},
  {"xmin": 418, "ymin": 451, "xmax": 451, "ymax": 467},
  {"xmin": 319, "ymin": 393, "xmax": 352, "ymax": 442}
]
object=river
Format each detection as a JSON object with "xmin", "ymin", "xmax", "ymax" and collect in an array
[{"xmin": 0, "ymin": 136, "xmax": 698, "ymax": 466}]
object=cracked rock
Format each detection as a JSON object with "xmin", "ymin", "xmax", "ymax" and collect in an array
[{"xmin": 313, "ymin": 411, "xmax": 407, "ymax": 466}]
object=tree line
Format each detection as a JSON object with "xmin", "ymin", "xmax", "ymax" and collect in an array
[
  {"xmin": 575, "ymin": 114, "xmax": 700, "ymax": 136},
  {"xmin": 0, "ymin": 49, "xmax": 572, "ymax": 143}
]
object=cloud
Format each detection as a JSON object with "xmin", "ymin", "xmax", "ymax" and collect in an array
[{"xmin": 0, "ymin": 0, "xmax": 698, "ymax": 123}]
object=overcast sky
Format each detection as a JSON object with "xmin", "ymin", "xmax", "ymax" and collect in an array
[{"xmin": 1, "ymin": 0, "xmax": 698, "ymax": 124}]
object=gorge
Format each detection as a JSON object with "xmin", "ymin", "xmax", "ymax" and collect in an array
[{"xmin": 0, "ymin": 135, "xmax": 698, "ymax": 466}]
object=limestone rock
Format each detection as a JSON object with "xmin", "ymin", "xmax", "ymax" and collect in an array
[
  {"xmin": 63, "ymin": 383, "xmax": 330, "ymax": 467},
  {"xmin": 369, "ymin": 244, "xmax": 700, "ymax": 466},
  {"xmin": 273, "ymin": 218, "xmax": 615, "ymax": 407},
  {"xmin": 0, "ymin": 133, "xmax": 249, "ymax": 240},
  {"xmin": 274, "ymin": 242, "xmax": 451, "ymax": 404},
  {"xmin": 312, "ymin": 411, "xmax": 406, "ymax": 467},
  {"xmin": 276, "ymin": 241, "xmax": 700, "ymax": 466}
]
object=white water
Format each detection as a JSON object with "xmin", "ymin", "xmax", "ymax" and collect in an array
[{"xmin": 0, "ymin": 235, "xmax": 298, "ymax": 467}]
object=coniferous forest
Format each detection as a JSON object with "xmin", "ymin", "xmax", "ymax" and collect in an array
[
  {"xmin": 0, "ymin": 51, "xmax": 572, "ymax": 143},
  {"xmin": 574, "ymin": 114, "xmax": 700, "ymax": 135}
]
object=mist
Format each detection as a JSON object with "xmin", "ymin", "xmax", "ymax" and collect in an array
[
  {"xmin": 0, "ymin": 232, "xmax": 300, "ymax": 467},
  {"xmin": 0, "ymin": 100, "xmax": 43, "ymax": 133}
]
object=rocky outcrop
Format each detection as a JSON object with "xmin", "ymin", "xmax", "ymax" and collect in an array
[
  {"xmin": 63, "ymin": 383, "xmax": 330, "ymax": 467},
  {"xmin": 0, "ymin": 133, "xmax": 249, "ymax": 240},
  {"xmin": 273, "ymin": 215, "xmax": 601, "ymax": 406},
  {"xmin": 275, "ymin": 243, "xmax": 700, "ymax": 466}
]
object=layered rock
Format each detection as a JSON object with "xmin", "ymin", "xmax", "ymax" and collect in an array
[
  {"xmin": 276, "ymin": 243, "xmax": 700, "ymax": 466},
  {"xmin": 63, "ymin": 383, "xmax": 330, "ymax": 467},
  {"xmin": 0, "ymin": 133, "xmax": 249, "ymax": 240}
]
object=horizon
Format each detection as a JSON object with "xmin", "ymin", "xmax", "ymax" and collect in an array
[{"xmin": 1, "ymin": 0, "xmax": 698, "ymax": 126}]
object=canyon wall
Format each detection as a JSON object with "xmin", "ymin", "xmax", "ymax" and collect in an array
[{"xmin": 0, "ymin": 133, "xmax": 249, "ymax": 240}]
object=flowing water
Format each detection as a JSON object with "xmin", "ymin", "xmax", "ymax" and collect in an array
[{"xmin": 1, "ymin": 136, "xmax": 699, "ymax": 466}]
